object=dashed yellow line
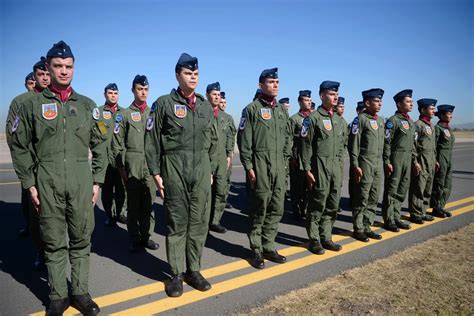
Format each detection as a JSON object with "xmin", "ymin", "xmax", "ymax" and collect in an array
[
  {"xmin": 29, "ymin": 196, "xmax": 474, "ymax": 316},
  {"xmin": 0, "ymin": 181, "xmax": 20, "ymax": 186}
]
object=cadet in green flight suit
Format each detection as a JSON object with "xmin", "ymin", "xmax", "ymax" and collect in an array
[
  {"xmin": 145, "ymin": 53, "xmax": 215, "ymax": 298},
  {"xmin": 430, "ymin": 104, "xmax": 456, "ymax": 218},
  {"xmin": 10, "ymin": 41, "xmax": 105, "ymax": 315},
  {"xmin": 112, "ymin": 75, "xmax": 158, "ymax": 253},
  {"xmin": 99, "ymin": 83, "xmax": 127, "ymax": 227},
  {"xmin": 207, "ymin": 82, "xmax": 230, "ymax": 233},
  {"xmin": 218, "ymin": 92, "xmax": 237, "ymax": 209},
  {"xmin": 335, "ymin": 96, "xmax": 348, "ymax": 213},
  {"xmin": 348, "ymin": 89, "xmax": 385, "ymax": 242},
  {"xmin": 348, "ymin": 101, "xmax": 366, "ymax": 210},
  {"xmin": 301, "ymin": 81, "xmax": 344, "ymax": 254},
  {"xmin": 7, "ymin": 58, "xmax": 50, "ymax": 270},
  {"xmin": 289, "ymin": 90, "xmax": 312, "ymax": 220},
  {"xmin": 25, "ymin": 71, "xmax": 36, "ymax": 92},
  {"xmin": 239, "ymin": 68, "xmax": 292, "ymax": 269},
  {"xmin": 408, "ymin": 98, "xmax": 438, "ymax": 224},
  {"xmin": 381, "ymin": 89, "xmax": 415, "ymax": 233}
]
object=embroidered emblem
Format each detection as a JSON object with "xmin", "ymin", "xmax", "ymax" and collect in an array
[
  {"xmin": 114, "ymin": 122, "xmax": 120, "ymax": 134},
  {"xmin": 11, "ymin": 116, "xmax": 20, "ymax": 133},
  {"xmin": 351, "ymin": 117, "xmax": 359, "ymax": 135},
  {"xmin": 146, "ymin": 116, "xmax": 154, "ymax": 130},
  {"xmin": 115, "ymin": 113, "xmax": 123, "ymax": 122},
  {"xmin": 92, "ymin": 107, "xmax": 100, "ymax": 120},
  {"xmin": 385, "ymin": 129, "xmax": 391, "ymax": 139},
  {"xmin": 150, "ymin": 103, "xmax": 157, "ymax": 113},
  {"xmin": 370, "ymin": 119, "xmax": 379, "ymax": 130},
  {"xmin": 260, "ymin": 108, "xmax": 272, "ymax": 120},
  {"xmin": 239, "ymin": 117, "xmax": 246, "ymax": 130},
  {"xmin": 322, "ymin": 119, "xmax": 332, "ymax": 131},
  {"xmin": 443, "ymin": 129, "xmax": 451, "ymax": 137},
  {"xmin": 386, "ymin": 121, "xmax": 394, "ymax": 129},
  {"xmin": 425, "ymin": 126, "xmax": 432, "ymax": 135},
  {"xmin": 42, "ymin": 103, "xmax": 58, "ymax": 120},
  {"xmin": 301, "ymin": 117, "xmax": 310, "ymax": 137},
  {"xmin": 414, "ymin": 131, "xmax": 419, "ymax": 141},
  {"xmin": 401, "ymin": 120, "xmax": 409, "ymax": 130},
  {"xmin": 174, "ymin": 104, "xmax": 187, "ymax": 118},
  {"xmin": 103, "ymin": 111, "xmax": 112, "ymax": 120},
  {"xmin": 131, "ymin": 111, "xmax": 141, "ymax": 122},
  {"xmin": 97, "ymin": 121, "xmax": 108, "ymax": 135}
]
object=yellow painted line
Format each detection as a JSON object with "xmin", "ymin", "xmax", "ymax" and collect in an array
[
  {"xmin": 0, "ymin": 169, "xmax": 15, "ymax": 172},
  {"xmin": 30, "ymin": 196, "xmax": 474, "ymax": 316},
  {"xmin": 112, "ymin": 203, "xmax": 474, "ymax": 315},
  {"xmin": 0, "ymin": 181, "xmax": 20, "ymax": 186}
]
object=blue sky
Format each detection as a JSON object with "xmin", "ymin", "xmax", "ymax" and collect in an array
[{"xmin": 1, "ymin": 0, "xmax": 472, "ymax": 128}]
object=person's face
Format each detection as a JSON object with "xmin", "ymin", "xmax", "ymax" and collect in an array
[
  {"xmin": 441, "ymin": 111, "xmax": 453, "ymax": 123},
  {"xmin": 259, "ymin": 78, "xmax": 279, "ymax": 97},
  {"xmin": 365, "ymin": 98, "xmax": 382, "ymax": 114},
  {"xmin": 284, "ymin": 103, "xmax": 290, "ymax": 112},
  {"xmin": 34, "ymin": 69, "xmax": 50, "ymax": 89},
  {"xmin": 207, "ymin": 90, "xmax": 221, "ymax": 107},
  {"xmin": 320, "ymin": 90, "xmax": 338, "ymax": 108},
  {"xmin": 105, "ymin": 89, "xmax": 119, "ymax": 104},
  {"xmin": 47, "ymin": 57, "xmax": 74, "ymax": 87},
  {"xmin": 176, "ymin": 68, "xmax": 199, "ymax": 92},
  {"xmin": 219, "ymin": 98, "xmax": 227, "ymax": 111},
  {"xmin": 132, "ymin": 84, "xmax": 149, "ymax": 103},
  {"xmin": 336, "ymin": 104, "xmax": 345, "ymax": 116},
  {"xmin": 420, "ymin": 105, "xmax": 435, "ymax": 118},
  {"xmin": 397, "ymin": 96, "xmax": 413, "ymax": 113},
  {"xmin": 299, "ymin": 96, "xmax": 312, "ymax": 111},
  {"xmin": 25, "ymin": 79, "xmax": 36, "ymax": 91}
]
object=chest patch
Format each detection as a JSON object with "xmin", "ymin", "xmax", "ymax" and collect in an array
[
  {"xmin": 322, "ymin": 119, "xmax": 332, "ymax": 131},
  {"xmin": 260, "ymin": 108, "xmax": 272, "ymax": 120},
  {"xmin": 42, "ymin": 103, "xmax": 58, "ymax": 120},
  {"xmin": 174, "ymin": 104, "xmax": 187, "ymax": 118},
  {"xmin": 401, "ymin": 120, "xmax": 409, "ymax": 130},
  {"xmin": 92, "ymin": 107, "xmax": 100, "ymax": 120},
  {"xmin": 131, "ymin": 111, "xmax": 141, "ymax": 122},
  {"xmin": 443, "ymin": 129, "xmax": 451, "ymax": 138},
  {"xmin": 103, "ymin": 111, "xmax": 112, "ymax": 120},
  {"xmin": 425, "ymin": 126, "xmax": 432, "ymax": 135},
  {"xmin": 370, "ymin": 120, "xmax": 379, "ymax": 130}
]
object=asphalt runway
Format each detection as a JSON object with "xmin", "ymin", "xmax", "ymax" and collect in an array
[{"xmin": 1, "ymin": 142, "xmax": 473, "ymax": 315}]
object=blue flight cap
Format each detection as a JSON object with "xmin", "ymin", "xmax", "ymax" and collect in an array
[
  {"xmin": 46, "ymin": 40, "xmax": 74, "ymax": 59},
  {"xmin": 206, "ymin": 81, "xmax": 221, "ymax": 93},
  {"xmin": 259, "ymin": 67, "xmax": 278, "ymax": 83},
  {"xmin": 319, "ymin": 80, "xmax": 340, "ymax": 93},
  {"xmin": 311, "ymin": 102, "xmax": 316, "ymax": 109},
  {"xmin": 437, "ymin": 104, "xmax": 455, "ymax": 113},
  {"xmin": 299, "ymin": 90, "xmax": 312, "ymax": 98},
  {"xmin": 253, "ymin": 88, "xmax": 262, "ymax": 100},
  {"xmin": 176, "ymin": 53, "xmax": 198, "ymax": 72},
  {"xmin": 356, "ymin": 101, "xmax": 365, "ymax": 110},
  {"xmin": 33, "ymin": 56, "xmax": 47, "ymax": 72},
  {"xmin": 337, "ymin": 97, "xmax": 345, "ymax": 105},
  {"xmin": 279, "ymin": 97, "xmax": 290, "ymax": 104},
  {"xmin": 104, "ymin": 83, "xmax": 118, "ymax": 93},
  {"xmin": 133, "ymin": 75, "xmax": 149, "ymax": 87},
  {"xmin": 220, "ymin": 91, "xmax": 226, "ymax": 99},
  {"xmin": 393, "ymin": 89, "xmax": 413, "ymax": 103},
  {"xmin": 25, "ymin": 72, "xmax": 35, "ymax": 83},
  {"xmin": 362, "ymin": 88, "xmax": 384, "ymax": 101},
  {"xmin": 417, "ymin": 98, "xmax": 437, "ymax": 108}
]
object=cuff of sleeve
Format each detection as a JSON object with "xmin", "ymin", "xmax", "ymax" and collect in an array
[
  {"xmin": 384, "ymin": 159, "xmax": 391, "ymax": 165},
  {"xmin": 22, "ymin": 178, "xmax": 36, "ymax": 190},
  {"xmin": 93, "ymin": 175, "xmax": 105, "ymax": 185},
  {"xmin": 243, "ymin": 162, "xmax": 253, "ymax": 172},
  {"xmin": 302, "ymin": 163, "xmax": 311, "ymax": 171}
]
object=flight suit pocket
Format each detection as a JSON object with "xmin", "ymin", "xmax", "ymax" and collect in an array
[{"xmin": 75, "ymin": 119, "xmax": 92, "ymax": 149}]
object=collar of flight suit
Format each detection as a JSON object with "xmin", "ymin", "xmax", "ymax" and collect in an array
[
  {"xmin": 317, "ymin": 105, "xmax": 333, "ymax": 117},
  {"xmin": 169, "ymin": 88, "xmax": 206, "ymax": 109},
  {"xmin": 43, "ymin": 87, "xmax": 80, "ymax": 102}
]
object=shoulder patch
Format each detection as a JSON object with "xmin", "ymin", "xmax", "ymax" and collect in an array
[
  {"xmin": 146, "ymin": 116, "xmax": 154, "ymax": 131},
  {"xmin": 11, "ymin": 115, "xmax": 20, "ymax": 133},
  {"xmin": 113, "ymin": 122, "xmax": 120, "ymax": 134},
  {"xmin": 92, "ymin": 107, "xmax": 100, "ymax": 120},
  {"xmin": 300, "ymin": 117, "xmax": 310, "ymax": 137},
  {"xmin": 115, "ymin": 113, "xmax": 123, "ymax": 122},
  {"xmin": 385, "ymin": 128, "xmax": 391, "ymax": 139},
  {"xmin": 386, "ymin": 120, "xmax": 394, "ymax": 129},
  {"xmin": 351, "ymin": 117, "xmax": 359, "ymax": 135},
  {"xmin": 150, "ymin": 103, "xmax": 157, "ymax": 113}
]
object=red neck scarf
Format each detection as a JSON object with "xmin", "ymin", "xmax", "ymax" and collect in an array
[
  {"xmin": 178, "ymin": 88, "xmax": 196, "ymax": 112},
  {"xmin": 50, "ymin": 84, "xmax": 72, "ymax": 103},
  {"xmin": 133, "ymin": 101, "xmax": 147, "ymax": 113},
  {"xmin": 321, "ymin": 106, "xmax": 333, "ymax": 117},
  {"xmin": 398, "ymin": 111, "xmax": 411, "ymax": 120},
  {"xmin": 259, "ymin": 94, "xmax": 276, "ymax": 108},
  {"xmin": 439, "ymin": 120, "xmax": 449, "ymax": 128},
  {"xmin": 107, "ymin": 103, "xmax": 118, "ymax": 113},
  {"xmin": 367, "ymin": 112, "xmax": 378, "ymax": 120},
  {"xmin": 420, "ymin": 115, "xmax": 432, "ymax": 125},
  {"xmin": 299, "ymin": 109, "xmax": 311, "ymax": 117},
  {"xmin": 213, "ymin": 106, "xmax": 219, "ymax": 118},
  {"xmin": 33, "ymin": 86, "xmax": 45, "ymax": 94}
]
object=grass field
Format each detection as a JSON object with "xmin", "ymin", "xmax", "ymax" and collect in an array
[{"xmin": 245, "ymin": 223, "xmax": 474, "ymax": 315}]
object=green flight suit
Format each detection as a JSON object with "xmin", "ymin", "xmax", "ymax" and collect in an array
[
  {"xmin": 301, "ymin": 107, "xmax": 344, "ymax": 242},
  {"xmin": 382, "ymin": 113, "xmax": 416, "ymax": 224},
  {"xmin": 145, "ymin": 89, "xmax": 215, "ymax": 275},
  {"xmin": 239, "ymin": 99, "xmax": 292, "ymax": 253},
  {"xmin": 223, "ymin": 112, "xmax": 236, "ymax": 205},
  {"xmin": 112, "ymin": 104, "xmax": 155, "ymax": 244},
  {"xmin": 409, "ymin": 119, "xmax": 436, "ymax": 217},
  {"xmin": 10, "ymin": 88, "xmax": 108, "ymax": 300},
  {"xmin": 338, "ymin": 116, "xmax": 348, "ymax": 204},
  {"xmin": 289, "ymin": 112, "xmax": 309, "ymax": 217},
  {"xmin": 98, "ymin": 104, "xmax": 126, "ymax": 221},
  {"xmin": 348, "ymin": 113, "xmax": 384, "ymax": 233},
  {"xmin": 210, "ymin": 110, "xmax": 236, "ymax": 225},
  {"xmin": 430, "ymin": 122, "xmax": 455, "ymax": 209}
]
